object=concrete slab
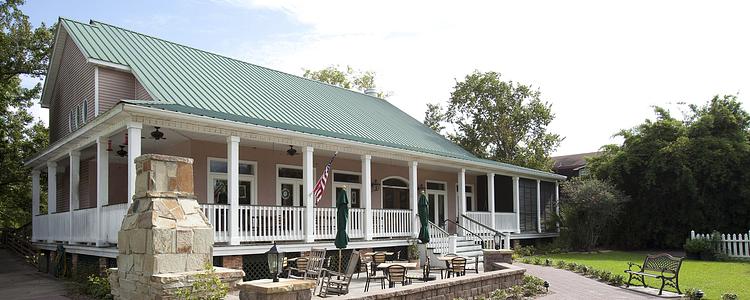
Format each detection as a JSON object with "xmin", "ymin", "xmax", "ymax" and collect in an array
[{"xmin": 0, "ymin": 248, "xmax": 70, "ymax": 300}]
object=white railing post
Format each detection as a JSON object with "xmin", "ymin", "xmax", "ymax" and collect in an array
[
  {"xmin": 409, "ymin": 161, "xmax": 418, "ymax": 238},
  {"xmin": 536, "ymin": 179, "xmax": 541, "ymax": 233},
  {"xmin": 69, "ymin": 151, "xmax": 80, "ymax": 244},
  {"xmin": 362, "ymin": 155, "xmax": 373, "ymax": 240},
  {"xmin": 126, "ymin": 122, "xmax": 142, "ymax": 205},
  {"xmin": 488, "ymin": 173, "xmax": 496, "ymax": 230},
  {"xmin": 31, "ymin": 170, "xmax": 40, "ymax": 241},
  {"xmin": 690, "ymin": 230, "xmax": 695, "ymax": 240},
  {"xmin": 512, "ymin": 176, "xmax": 520, "ymax": 233},
  {"xmin": 448, "ymin": 235, "xmax": 458, "ymax": 254},
  {"xmin": 303, "ymin": 146, "xmax": 315, "ymax": 243},
  {"xmin": 96, "ymin": 136, "xmax": 109, "ymax": 246},
  {"xmin": 227, "ymin": 136, "xmax": 240, "ymax": 245}
]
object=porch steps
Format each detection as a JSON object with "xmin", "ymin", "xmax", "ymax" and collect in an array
[{"xmin": 455, "ymin": 238, "xmax": 484, "ymax": 263}]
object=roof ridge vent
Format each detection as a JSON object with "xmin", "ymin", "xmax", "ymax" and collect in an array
[{"xmin": 364, "ymin": 88, "xmax": 378, "ymax": 97}]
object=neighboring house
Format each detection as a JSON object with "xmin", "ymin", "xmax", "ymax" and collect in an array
[
  {"xmin": 26, "ymin": 19, "xmax": 564, "ymax": 266},
  {"xmin": 551, "ymin": 152, "xmax": 600, "ymax": 177}
]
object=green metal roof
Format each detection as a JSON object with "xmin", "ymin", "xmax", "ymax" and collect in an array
[{"xmin": 59, "ymin": 18, "xmax": 560, "ymax": 179}]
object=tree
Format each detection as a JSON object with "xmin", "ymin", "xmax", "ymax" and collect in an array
[
  {"xmin": 589, "ymin": 95, "xmax": 750, "ymax": 249},
  {"xmin": 432, "ymin": 71, "xmax": 561, "ymax": 170},
  {"xmin": 0, "ymin": 0, "xmax": 53, "ymax": 228},
  {"xmin": 302, "ymin": 65, "xmax": 390, "ymax": 98},
  {"xmin": 423, "ymin": 103, "xmax": 444, "ymax": 133},
  {"xmin": 558, "ymin": 177, "xmax": 628, "ymax": 251}
]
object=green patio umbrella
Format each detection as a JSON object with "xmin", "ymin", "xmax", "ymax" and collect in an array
[
  {"xmin": 418, "ymin": 192, "xmax": 430, "ymax": 244},
  {"xmin": 334, "ymin": 188, "xmax": 349, "ymax": 273}
]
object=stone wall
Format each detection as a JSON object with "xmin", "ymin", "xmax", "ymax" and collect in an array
[
  {"xmin": 483, "ymin": 249, "xmax": 513, "ymax": 271},
  {"xmin": 335, "ymin": 263, "xmax": 525, "ymax": 300}
]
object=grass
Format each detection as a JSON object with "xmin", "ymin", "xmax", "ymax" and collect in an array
[{"xmin": 531, "ymin": 251, "xmax": 748, "ymax": 300}]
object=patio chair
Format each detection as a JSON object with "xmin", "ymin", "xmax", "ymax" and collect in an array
[
  {"xmin": 357, "ymin": 252, "xmax": 373, "ymax": 279},
  {"xmin": 465, "ymin": 256, "xmax": 480, "ymax": 274},
  {"xmin": 446, "ymin": 257, "xmax": 467, "ymax": 278},
  {"xmin": 372, "ymin": 252, "xmax": 387, "ymax": 273},
  {"xmin": 386, "ymin": 265, "xmax": 408, "ymax": 288},
  {"xmin": 364, "ymin": 261, "xmax": 386, "ymax": 292},
  {"xmin": 305, "ymin": 248, "xmax": 327, "ymax": 280},
  {"xmin": 286, "ymin": 257, "xmax": 309, "ymax": 278},
  {"xmin": 318, "ymin": 250, "xmax": 360, "ymax": 297},
  {"xmin": 406, "ymin": 257, "xmax": 436, "ymax": 283}
]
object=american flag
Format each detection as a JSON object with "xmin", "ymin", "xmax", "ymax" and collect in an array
[{"xmin": 313, "ymin": 152, "xmax": 338, "ymax": 205}]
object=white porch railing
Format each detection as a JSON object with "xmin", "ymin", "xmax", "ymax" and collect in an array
[
  {"xmin": 372, "ymin": 209, "xmax": 412, "ymax": 238},
  {"xmin": 102, "ymin": 204, "xmax": 128, "ymax": 244},
  {"xmin": 691, "ymin": 230, "xmax": 750, "ymax": 258},
  {"xmin": 49, "ymin": 212, "xmax": 70, "ymax": 242},
  {"xmin": 32, "ymin": 214, "xmax": 49, "ymax": 242},
  {"xmin": 240, "ymin": 205, "xmax": 305, "ymax": 242},
  {"xmin": 494, "ymin": 212, "xmax": 518, "ymax": 232},
  {"xmin": 201, "ymin": 204, "xmax": 230, "ymax": 242},
  {"xmin": 72, "ymin": 208, "xmax": 97, "ymax": 243},
  {"xmin": 427, "ymin": 221, "xmax": 449, "ymax": 255},
  {"xmin": 463, "ymin": 212, "xmax": 498, "ymax": 249},
  {"xmin": 348, "ymin": 208, "xmax": 365, "ymax": 239},
  {"xmin": 315, "ymin": 207, "xmax": 337, "ymax": 239}
]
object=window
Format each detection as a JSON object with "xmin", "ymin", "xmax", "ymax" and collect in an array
[
  {"xmin": 426, "ymin": 181, "xmax": 445, "ymax": 191},
  {"xmin": 81, "ymin": 101, "xmax": 88, "ymax": 124},
  {"xmin": 332, "ymin": 171, "xmax": 362, "ymax": 208},
  {"xmin": 333, "ymin": 172, "xmax": 360, "ymax": 183},
  {"xmin": 518, "ymin": 178, "xmax": 538, "ymax": 233},
  {"xmin": 68, "ymin": 111, "xmax": 74, "ymax": 133},
  {"xmin": 456, "ymin": 184, "xmax": 475, "ymax": 211},
  {"xmin": 382, "ymin": 177, "xmax": 409, "ymax": 209},
  {"xmin": 278, "ymin": 167, "xmax": 303, "ymax": 179},
  {"xmin": 207, "ymin": 158, "xmax": 256, "ymax": 205}
]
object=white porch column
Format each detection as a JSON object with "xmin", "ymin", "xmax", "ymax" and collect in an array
[
  {"xmin": 303, "ymin": 146, "xmax": 315, "ymax": 243},
  {"xmin": 31, "ymin": 170, "xmax": 40, "ymax": 241},
  {"xmin": 555, "ymin": 181, "xmax": 560, "ymax": 232},
  {"xmin": 126, "ymin": 122, "xmax": 142, "ymax": 205},
  {"xmin": 409, "ymin": 161, "xmax": 418, "ymax": 238},
  {"xmin": 487, "ymin": 173, "xmax": 496, "ymax": 230},
  {"xmin": 69, "ymin": 151, "xmax": 80, "ymax": 243},
  {"xmin": 96, "ymin": 137, "xmax": 109, "ymax": 246},
  {"xmin": 536, "ymin": 179, "xmax": 542, "ymax": 233},
  {"xmin": 227, "ymin": 136, "xmax": 240, "ymax": 245},
  {"xmin": 47, "ymin": 161, "xmax": 57, "ymax": 242},
  {"xmin": 362, "ymin": 155, "xmax": 373, "ymax": 240},
  {"xmin": 458, "ymin": 169, "xmax": 466, "ymax": 236},
  {"xmin": 512, "ymin": 176, "xmax": 520, "ymax": 233}
]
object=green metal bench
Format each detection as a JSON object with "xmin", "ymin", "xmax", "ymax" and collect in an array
[{"xmin": 624, "ymin": 253, "xmax": 683, "ymax": 295}]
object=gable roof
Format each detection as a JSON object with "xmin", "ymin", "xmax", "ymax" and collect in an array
[
  {"xmin": 43, "ymin": 18, "xmax": 563, "ymax": 179},
  {"xmin": 552, "ymin": 152, "xmax": 601, "ymax": 171}
]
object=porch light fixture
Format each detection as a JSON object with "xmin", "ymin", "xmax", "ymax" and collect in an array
[
  {"xmin": 695, "ymin": 290, "xmax": 704, "ymax": 299},
  {"xmin": 286, "ymin": 145, "xmax": 297, "ymax": 156},
  {"xmin": 107, "ymin": 139, "xmax": 113, "ymax": 152},
  {"xmin": 266, "ymin": 242, "xmax": 284, "ymax": 282},
  {"xmin": 543, "ymin": 281, "xmax": 549, "ymax": 292},
  {"xmin": 150, "ymin": 126, "xmax": 166, "ymax": 140},
  {"xmin": 371, "ymin": 179, "xmax": 380, "ymax": 191},
  {"xmin": 116, "ymin": 145, "xmax": 128, "ymax": 158}
]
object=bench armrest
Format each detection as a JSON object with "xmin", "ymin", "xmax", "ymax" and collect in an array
[{"xmin": 627, "ymin": 262, "xmax": 642, "ymax": 272}]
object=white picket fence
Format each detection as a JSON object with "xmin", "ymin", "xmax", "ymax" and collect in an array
[{"xmin": 691, "ymin": 230, "xmax": 750, "ymax": 258}]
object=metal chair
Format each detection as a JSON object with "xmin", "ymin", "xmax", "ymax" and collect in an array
[
  {"xmin": 318, "ymin": 250, "xmax": 360, "ymax": 297},
  {"xmin": 286, "ymin": 257, "xmax": 309, "ymax": 278},
  {"xmin": 357, "ymin": 252, "xmax": 372, "ymax": 279},
  {"xmin": 386, "ymin": 265, "xmax": 408, "ymax": 288},
  {"xmin": 446, "ymin": 257, "xmax": 467, "ymax": 278},
  {"xmin": 364, "ymin": 261, "xmax": 386, "ymax": 292},
  {"xmin": 372, "ymin": 252, "xmax": 387, "ymax": 274}
]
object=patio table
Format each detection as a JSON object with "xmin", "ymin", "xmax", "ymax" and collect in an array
[
  {"xmin": 376, "ymin": 262, "xmax": 417, "ymax": 269},
  {"xmin": 363, "ymin": 252, "xmax": 395, "ymax": 256}
]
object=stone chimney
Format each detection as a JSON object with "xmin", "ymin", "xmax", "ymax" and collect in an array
[{"xmin": 110, "ymin": 154, "xmax": 243, "ymax": 299}]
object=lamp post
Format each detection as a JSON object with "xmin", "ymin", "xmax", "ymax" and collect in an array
[
  {"xmin": 696, "ymin": 290, "xmax": 704, "ymax": 299},
  {"xmin": 543, "ymin": 281, "xmax": 550, "ymax": 292},
  {"xmin": 266, "ymin": 242, "xmax": 284, "ymax": 282}
]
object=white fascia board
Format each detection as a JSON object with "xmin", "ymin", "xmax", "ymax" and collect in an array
[{"xmin": 123, "ymin": 104, "xmax": 566, "ymax": 181}]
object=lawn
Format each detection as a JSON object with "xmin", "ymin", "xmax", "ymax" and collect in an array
[{"xmin": 531, "ymin": 251, "xmax": 749, "ymax": 300}]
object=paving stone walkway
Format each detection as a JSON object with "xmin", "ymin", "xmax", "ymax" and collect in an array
[
  {"xmin": 0, "ymin": 248, "xmax": 70, "ymax": 299},
  {"xmin": 518, "ymin": 263, "xmax": 668, "ymax": 300}
]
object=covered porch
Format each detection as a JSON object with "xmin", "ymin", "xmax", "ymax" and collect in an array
[{"xmin": 28, "ymin": 105, "xmax": 562, "ymax": 253}]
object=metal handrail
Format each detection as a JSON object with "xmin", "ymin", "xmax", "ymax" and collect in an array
[
  {"xmin": 428, "ymin": 220, "xmax": 449, "ymax": 235},
  {"xmin": 443, "ymin": 218, "xmax": 485, "ymax": 246},
  {"xmin": 461, "ymin": 214, "xmax": 507, "ymax": 249}
]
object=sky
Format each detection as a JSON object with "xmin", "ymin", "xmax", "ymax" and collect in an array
[{"xmin": 21, "ymin": 0, "xmax": 750, "ymax": 156}]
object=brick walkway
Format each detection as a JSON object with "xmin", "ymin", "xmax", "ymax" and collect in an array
[
  {"xmin": 0, "ymin": 248, "xmax": 69, "ymax": 299},
  {"xmin": 518, "ymin": 263, "xmax": 665, "ymax": 300}
]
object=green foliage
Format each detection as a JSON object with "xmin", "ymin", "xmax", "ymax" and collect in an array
[
  {"xmin": 423, "ymin": 102, "xmax": 445, "ymax": 133},
  {"xmin": 531, "ymin": 257, "xmax": 542, "ymax": 265},
  {"xmin": 684, "ymin": 233, "xmax": 726, "ymax": 261},
  {"xmin": 555, "ymin": 260, "xmax": 566, "ymax": 269},
  {"xmin": 558, "ymin": 177, "xmax": 628, "ymax": 251},
  {"xmin": 513, "ymin": 245, "xmax": 536, "ymax": 257},
  {"xmin": 407, "ymin": 240, "xmax": 419, "ymax": 260},
  {"xmin": 0, "ymin": 0, "xmax": 53, "ymax": 228},
  {"xmin": 721, "ymin": 293, "xmax": 738, "ymax": 300},
  {"xmin": 429, "ymin": 71, "xmax": 561, "ymax": 171},
  {"xmin": 589, "ymin": 95, "xmax": 750, "ymax": 248},
  {"xmin": 507, "ymin": 285, "xmax": 524, "ymax": 300},
  {"xmin": 70, "ymin": 274, "xmax": 112, "ymax": 300},
  {"xmin": 521, "ymin": 275, "xmax": 546, "ymax": 297},
  {"xmin": 599, "ymin": 270, "xmax": 612, "ymax": 282},
  {"xmin": 302, "ymin": 65, "xmax": 390, "ymax": 98},
  {"xmin": 609, "ymin": 274, "xmax": 625, "ymax": 286},
  {"xmin": 174, "ymin": 264, "xmax": 229, "ymax": 300},
  {"xmin": 490, "ymin": 288, "xmax": 508, "ymax": 300},
  {"xmin": 684, "ymin": 288, "xmax": 701, "ymax": 300}
]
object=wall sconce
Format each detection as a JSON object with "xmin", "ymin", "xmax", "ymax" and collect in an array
[
  {"xmin": 371, "ymin": 179, "xmax": 380, "ymax": 191},
  {"xmin": 418, "ymin": 183, "xmax": 425, "ymax": 191}
]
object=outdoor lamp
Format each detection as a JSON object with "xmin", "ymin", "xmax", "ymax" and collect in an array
[
  {"xmin": 543, "ymin": 281, "xmax": 550, "ymax": 292},
  {"xmin": 266, "ymin": 242, "xmax": 284, "ymax": 282},
  {"xmin": 696, "ymin": 290, "xmax": 704, "ymax": 299}
]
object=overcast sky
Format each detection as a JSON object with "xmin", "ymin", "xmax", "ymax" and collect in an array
[{"xmin": 23, "ymin": 0, "xmax": 750, "ymax": 156}]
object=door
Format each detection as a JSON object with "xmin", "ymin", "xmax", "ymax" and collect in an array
[
  {"xmin": 426, "ymin": 190, "xmax": 446, "ymax": 227},
  {"xmin": 333, "ymin": 184, "xmax": 361, "ymax": 208},
  {"xmin": 278, "ymin": 179, "xmax": 303, "ymax": 206}
]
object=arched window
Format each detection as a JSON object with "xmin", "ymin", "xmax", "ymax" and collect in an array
[{"xmin": 382, "ymin": 177, "xmax": 409, "ymax": 209}]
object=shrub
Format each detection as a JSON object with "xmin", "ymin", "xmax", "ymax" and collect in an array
[
  {"xmin": 609, "ymin": 274, "xmax": 625, "ymax": 286},
  {"xmin": 685, "ymin": 288, "xmax": 701, "ymax": 300},
  {"xmin": 544, "ymin": 258, "xmax": 553, "ymax": 266},
  {"xmin": 532, "ymin": 257, "xmax": 542, "ymax": 265},
  {"xmin": 490, "ymin": 289, "xmax": 508, "ymax": 300},
  {"xmin": 521, "ymin": 257, "xmax": 532, "ymax": 264},
  {"xmin": 565, "ymin": 262, "xmax": 578, "ymax": 271},
  {"xmin": 174, "ymin": 264, "xmax": 228, "ymax": 300},
  {"xmin": 507, "ymin": 285, "xmax": 524, "ymax": 300},
  {"xmin": 574, "ymin": 264, "xmax": 588, "ymax": 273},
  {"xmin": 721, "ymin": 293, "xmax": 738, "ymax": 300},
  {"xmin": 558, "ymin": 177, "xmax": 628, "ymax": 250},
  {"xmin": 555, "ymin": 260, "xmax": 567, "ymax": 269},
  {"xmin": 75, "ymin": 274, "xmax": 112, "ymax": 300},
  {"xmin": 599, "ymin": 271, "xmax": 612, "ymax": 282},
  {"xmin": 513, "ymin": 245, "xmax": 536, "ymax": 257}
]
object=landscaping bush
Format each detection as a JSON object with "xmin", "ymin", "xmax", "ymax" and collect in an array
[
  {"xmin": 721, "ymin": 293, "xmax": 738, "ymax": 300},
  {"xmin": 685, "ymin": 231, "xmax": 727, "ymax": 261},
  {"xmin": 532, "ymin": 257, "xmax": 542, "ymax": 265},
  {"xmin": 565, "ymin": 262, "xmax": 578, "ymax": 271},
  {"xmin": 71, "ymin": 274, "xmax": 112, "ymax": 300},
  {"xmin": 685, "ymin": 288, "xmax": 701, "ymax": 300},
  {"xmin": 558, "ymin": 177, "xmax": 628, "ymax": 251},
  {"xmin": 174, "ymin": 264, "xmax": 229, "ymax": 300},
  {"xmin": 522, "ymin": 275, "xmax": 546, "ymax": 297},
  {"xmin": 609, "ymin": 274, "xmax": 625, "ymax": 286},
  {"xmin": 555, "ymin": 260, "xmax": 567, "ymax": 269},
  {"xmin": 513, "ymin": 245, "xmax": 536, "ymax": 257}
]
